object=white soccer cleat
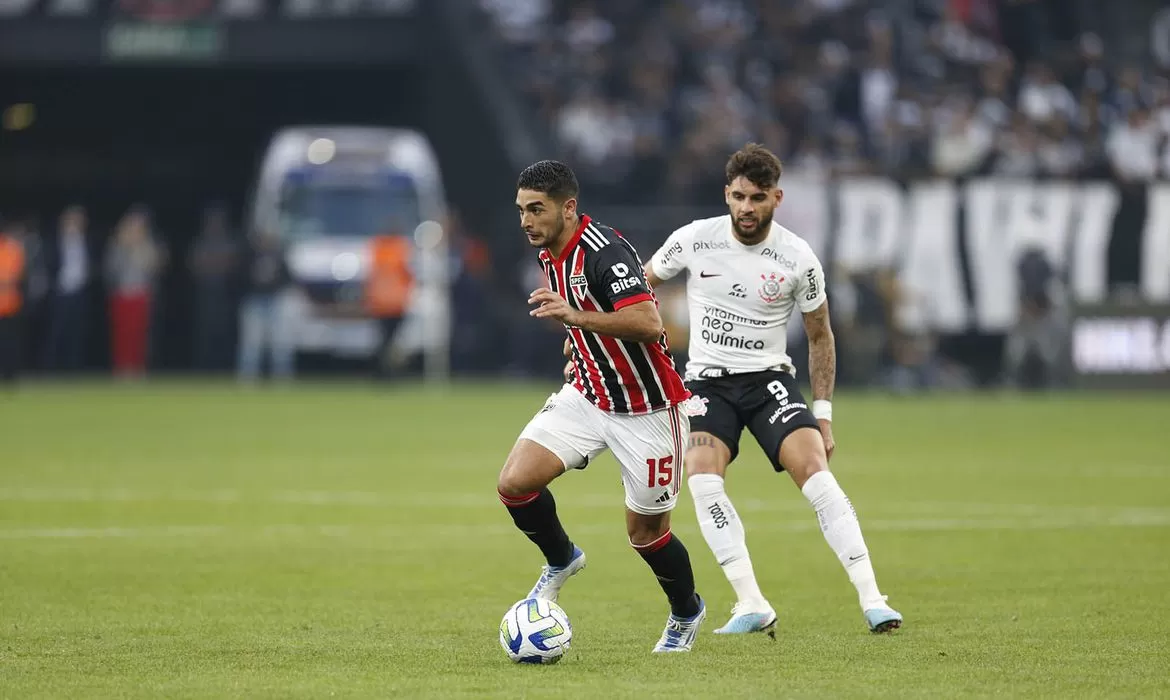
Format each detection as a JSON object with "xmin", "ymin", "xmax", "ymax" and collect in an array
[
  {"xmin": 713, "ymin": 602, "xmax": 778, "ymax": 638},
  {"xmin": 652, "ymin": 596, "xmax": 707, "ymax": 652},
  {"xmin": 526, "ymin": 545, "xmax": 586, "ymax": 602}
]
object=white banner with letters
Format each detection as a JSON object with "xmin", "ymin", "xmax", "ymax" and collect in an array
[{"xmin": 781, "ymin": 177, "xmax": 1170, "ymax": 335}]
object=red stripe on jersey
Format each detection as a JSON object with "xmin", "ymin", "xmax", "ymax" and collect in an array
[
  {"xmin": 669, "ymin": 406, "xmax": 683, "ymax": 495},
  {"xmin": 577, "ymin": 292, "xmax": 648, "ymax": 413},
  {"xmin": 648, "ymin": 337, "xmax": 689, "ymax": 405},
  {"xmin": 613, "ymin": 292, "xmax": 653, "ymax": 310},
  {"xmin": 568, "ymin": 326, "xmax": 614, "ymax": 412},
  {"xmin": 563, "ymin": 251, "xmax": 615, "ymax": 412}
]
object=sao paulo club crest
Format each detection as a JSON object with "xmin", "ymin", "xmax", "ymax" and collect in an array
[{"xmin": 569, "ymin": 253, "xmax": 588, "ymax": 301}]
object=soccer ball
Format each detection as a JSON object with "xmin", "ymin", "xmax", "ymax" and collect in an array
[{"xmin": 498, "ymin": 598, "xmax": 573, "ymax": 664}]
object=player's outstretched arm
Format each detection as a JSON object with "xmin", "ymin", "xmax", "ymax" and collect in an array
[
  {"xmin": 530, "ymin": 288, "xmax": 663, "ymax": 344},
  {"xmin": 802, "ymin": 300, "xmax": 837, "ymax": 458}
]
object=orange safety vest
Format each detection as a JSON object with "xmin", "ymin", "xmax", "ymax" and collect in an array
[
  {"xmin": 0, "ymin": 235, "xmax": 24, "ymax": 318},
  {"xmin": 365, "ymin": 235, "xmax": 414, "ymax": 318}
]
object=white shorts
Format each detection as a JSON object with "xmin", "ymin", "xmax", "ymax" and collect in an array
[{"xmin": 519, "ymin": 384, "xmax": 690, "ymax": 515}]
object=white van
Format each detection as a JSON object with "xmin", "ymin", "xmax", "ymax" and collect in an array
[{"xmin": 249, "ymin": 126, "xmax": 450, "ymax": 374}]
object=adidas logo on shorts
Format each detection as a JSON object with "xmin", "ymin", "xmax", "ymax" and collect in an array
[{"xmin": 654, "ymin": 490, "xmax": 672, "ymax": 505}]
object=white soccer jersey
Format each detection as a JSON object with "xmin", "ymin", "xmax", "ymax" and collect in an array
[{"xmin": 649, "ymin": 215, "xmax": 827, "ymax": 381}]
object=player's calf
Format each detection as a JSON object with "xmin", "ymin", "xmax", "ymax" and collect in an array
[
  {"xmin": 499, "ymin": 439, "xmax": 577, "ymax": 572},
  {"xmin": 629, "ymin": 513, "xmax": 702, "ymax": 623},
  {"xmin": 779, "ymin": 428, "xmax": 898, "ymax": 625},
  {"xmin": 685, "ymin": 430, "xmax": 775, "ymax": 629}
]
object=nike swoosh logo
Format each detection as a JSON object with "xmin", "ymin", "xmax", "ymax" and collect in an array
[
  {"xmin": 781, "ymin": 412, "xmax": 802, "ymax": 423},
  {"xmin": 848, "ymin": 554, "xmax": 867, "ymax": 561},
  {"xmin": 699, "ymin": 271, "xmax": 721, "ymax": 278}
]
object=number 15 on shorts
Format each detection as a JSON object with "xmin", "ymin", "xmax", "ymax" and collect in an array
[{"xmin": 646, "ymin": 456, "xmax": 674, "ymax": 487}]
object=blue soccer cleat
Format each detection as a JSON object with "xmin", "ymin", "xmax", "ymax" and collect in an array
[
  {"xmin": 714, "ymin": 603, "xmax": 778, "ymax": 638},
  {"xmin": 653, "ymin": 595, "xmax": 707, "ymax": 653},
  {"xmin": 864, "ymin": 605, "xmax": 903, "ymax": 633},
  {"xmin": 527, "ymin": 545, "xmax": 586, "ymax": 602}
]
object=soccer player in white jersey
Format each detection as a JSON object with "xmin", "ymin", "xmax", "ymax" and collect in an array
[{"xmin": 643, "ymin": 144, "xmax": 903, "ymax": 635}]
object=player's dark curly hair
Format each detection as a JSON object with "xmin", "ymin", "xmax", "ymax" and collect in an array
[
  {"xmin": 725, "ymin": 143, "xmax": 783, "ymax": 189},
  {"xmin": 517, "ymin": 160, "xmax": 580, "ymax": 202}
]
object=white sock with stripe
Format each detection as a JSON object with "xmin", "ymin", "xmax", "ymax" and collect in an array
[{"xmin": 688, "ymin": 473, "xmax": 769, "ymax": 610}]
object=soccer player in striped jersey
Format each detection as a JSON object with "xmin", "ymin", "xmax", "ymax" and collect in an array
[{"xmin": 497, "ymin": 160, "xmax": 706, "ymax": 653}]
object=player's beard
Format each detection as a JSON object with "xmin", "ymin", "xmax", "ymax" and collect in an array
[
  {"xmin": 542, "ymin": 216, "xmax": 567, "ymax": 249},
  {"xmin": 731, "ymin": 210, "xmax": 773, "ymax": 244},
  {"xmin": 526, "ymin": 216, "xmax": 563, "ymax": 249}
]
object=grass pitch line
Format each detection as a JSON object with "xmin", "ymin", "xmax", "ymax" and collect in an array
[
  {"xmin": 2, "ymin": 509, "xmax": 1168, "ymax": 540},
  {"xmin": 3, "ymin": 487, "xmax": 1167, "ymax": 520}
]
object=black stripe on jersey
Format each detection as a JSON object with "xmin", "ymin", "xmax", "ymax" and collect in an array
[
  {"xmin": 614, "ymin": 233, "xmax": 644, "ymax": 266},
  {"xmin": 543, "ymin": 258, "xmax": 598, "ymax": 406},
  {"xmin": 580, "ymin": 226, "xmax": 604, "ymax": 251},
  {"xmin": 548, "ymin": 257, "xmax": 602, "ymax": 408},
  {"xmin": 561, "ymin": 254, "xmax": 629, "ymax": 413},
  {"xmin": 582, "ymin": 224, "xmax": 608, "ymax": 251},
  {"xmin": 620, "ymin": 339, "xmax": 666, "ymax": 408},
  {"xmin": 608, "ymin": 233, "xmax": 671, "ymax": 408}
]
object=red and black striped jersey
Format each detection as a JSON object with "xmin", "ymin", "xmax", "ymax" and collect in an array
[{"xmin": 538, "ymin": 214, "xmax": 689, "ymax": 415}]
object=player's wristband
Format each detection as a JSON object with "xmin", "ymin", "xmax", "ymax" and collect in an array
[{"xmin": 812, "ymin": 400, "xmax": 832, "ymax": 422}]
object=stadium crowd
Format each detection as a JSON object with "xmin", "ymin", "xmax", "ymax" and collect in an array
[{"xmin": 480, "ymin": 0, "xmax": 1170, "ymax": 201}]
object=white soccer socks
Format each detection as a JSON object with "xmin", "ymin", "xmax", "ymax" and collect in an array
[
  {"xmin": 688, "ymin": 473, "xmax": 769, "ymax": 610},
  {"xmin": 801, "ymin": 470, "xmax": 886, "ymax": 610}
]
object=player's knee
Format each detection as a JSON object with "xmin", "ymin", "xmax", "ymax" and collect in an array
[
  {"xmin": 684, "ymin": 432, "xmax": 731, "ymax": 477},
  {"xmin": 784, "ymin": 452, "xmax": 828, "ymax": 488},
  {"xmin": 685, "ymin": 447, "xmax": 723, "ymax": 476},
  {"xmin": 496, "ymin": 467, "xmax": 527, "ymax": 498},
  {"xmin": 627, "ymin": 513, "xmax": 670, "ymax": 547},
  {"xmin": 497, "ymin": 454, "xmax": 534, "ymax": 497},
  {"xmin": 498, "ymin": 442, "xmax": 562, "ymax": 496}
]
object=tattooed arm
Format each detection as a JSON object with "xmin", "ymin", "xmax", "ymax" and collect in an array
[
  {"xmin": 802, "ymin": 299, "xmax": 836, "ymax": 459},
  {"xmin": 802, "ymin": 300, "xmax": 836, "ymax": 403}
]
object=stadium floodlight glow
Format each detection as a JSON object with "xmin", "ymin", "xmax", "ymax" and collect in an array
[{"xmin": 306, "ymin": 138, "xmax": 336, "ymax": 164}]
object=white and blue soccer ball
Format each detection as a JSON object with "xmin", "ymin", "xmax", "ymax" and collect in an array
[{"xmin": 499, "ymin": 598, "xmax": 573, "ymax": 664}]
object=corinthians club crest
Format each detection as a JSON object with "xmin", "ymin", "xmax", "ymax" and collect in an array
[{"xmin": 758, "ymin": 272, "xmax": 785, "ymax": 303}]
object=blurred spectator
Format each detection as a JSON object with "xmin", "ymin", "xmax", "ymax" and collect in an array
[
  {"xmin": 931, "ymin": 97, "xmax": 994, "ymax": 176},
  {"xmin": 1018, "ymin": 62, "xmax": 1077, "ymax": 125},
  {"xmin": 1154, "ymin": 7, "xmax": 1170, "ymax": 70},
  {"xmin": 104, "ymin": 207, "xmax": 164, "ymax": 380},
  {"xmin": 237, "ymin": 230, "xmax": 295, "ymax": 382},
  {"xmin": 11, "ymin": 217, "xmax": 49, "ymax": 374},
  {"xmin": 0, "ymin": 219, "xmax": 27, "ymax": 384},
  {"xmin": 443, "ymin": 211, "xmax": 505, "ymax": 374},
  {"xmin": 476, "ymin": 0, "xmax": 1165, "ymax": 196},
  {"xmin": 188, "ymin": 204, "xmax": 240, "ymax": 372},
  {"xmin": 44, "ymin": 205, "xmax": 92, "ymax": 373},
  {"xmin": 1110, "ymin": 65, "xmax": 1151, "ymax": 117},
  {"xmin": 1037, "ymin": 119, "xmax": 1083, "ymax": 177},
  {"xmin": 366, "ymin": 233, "xmax": 415, "ymax": 380},
  {"xmin": 1106, "ymin": 107, "xmax": 1160, "ymax": 183},
  {"xmin": 992, "ymin": 115, "xmax": 1040, "ymax": 176},
  {"xmin": 1006, "ymin": 246, "xmax": 1066, "ymax": 389}
]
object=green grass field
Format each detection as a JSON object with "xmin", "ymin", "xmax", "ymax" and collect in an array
[{"xmin": 1, "ymin": 382, "xmax": 1168, "ymax": 698}]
